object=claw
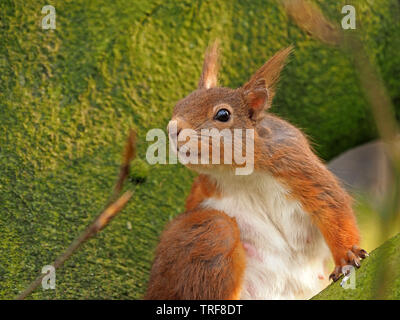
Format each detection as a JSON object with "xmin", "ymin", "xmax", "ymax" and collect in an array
[
  {"xmin": 359, "ymin": 249, "xmax": 369, "ymax": 258},
  {"xmin": 352, "ymin": 245, "xmax": 369, "ymax": 259},
  {"xmin": 347, "ymin": 250, "xmax": 361, "ymax": 268},
  {"xmin": 330, "ymin": 246, "xmax": 369, "ymax": 283},
  {"xmin": 329, "ymin": 266, "xmax": 342, "ymax": 282},
  {"xmin": 330, "ymin": 273, "xmax": 341, "ymax": 282}
]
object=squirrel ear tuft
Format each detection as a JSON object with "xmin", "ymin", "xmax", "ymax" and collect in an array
[
  {"xmin": 198, "ymin": 40, "xmax": 220, "ymax": 90},
  {"xmin": 242, "ymin": 45, "xmax": 293, "ymax": 117},
  {"xmin": 243, "ymin": 79, "xmax": 269, "ymax": 116}
]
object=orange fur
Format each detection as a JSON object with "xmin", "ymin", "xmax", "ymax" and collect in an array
[
  {"xmin": 243, "ymin": 46, "xmax": 294, "ymax": 108},
  {"xmin": 252, "ymin": 114, "xmax": 360, "ymax": 267},
  {"xmin": 185, "ymin": 175, "xmax": 220, "ymax": 211},
  {"xmin": 145, "ymin": 209, "xmax": 246, "ymax": 300},
  {"xmin": 198, "ymin": 41, "xmax": 220, "ymax": 89},
  {"xmin": 146, "ymin": 42, "xmax": 366, "ymax": 299}
]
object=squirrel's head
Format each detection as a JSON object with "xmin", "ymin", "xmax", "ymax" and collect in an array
[{"xmin": 168, "ymin": 41, "xmax": 293, "ymax": 175}]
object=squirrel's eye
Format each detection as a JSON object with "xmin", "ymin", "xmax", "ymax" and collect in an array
[{"xmin": 214, "ymin": 109, "xmax": 231, "ymax": 122}]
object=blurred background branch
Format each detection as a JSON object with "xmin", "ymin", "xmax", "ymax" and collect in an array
[{"xmin": 283, "ymin": 0, "xmax": 400, "ymax": 298}]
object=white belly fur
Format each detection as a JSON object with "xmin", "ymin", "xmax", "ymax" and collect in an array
[{"xmin": 201, "ymin": 172, "xmax": 331, "ymax": 299}]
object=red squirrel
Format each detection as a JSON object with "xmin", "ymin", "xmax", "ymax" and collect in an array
[{"xmin": 145, "ymin": 42, "xmax": 368, "ymax": 300}]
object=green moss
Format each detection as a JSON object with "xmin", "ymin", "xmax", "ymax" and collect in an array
[
  {"xmin": 130, "ymin": 159, "xmax": 150, "ymax": 185},
  {"xmin": 314, "ymin": 233, "xmax": 400, "ymax": 300},
  {"xmin": 0, "ymin": 0, "xmax": 399, "ymax": 299}
]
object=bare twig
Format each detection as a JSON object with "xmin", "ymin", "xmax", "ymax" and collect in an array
[
  {"xmin": 113, "ymin": 129, "xmax": 137, "ymax": 198},
  {"xmin": 283, "ymin": 0, "xmax": 400, "ymax": 155},
  {"xmin": 16, "ymin": 130, "xmax": 137, "ymax": 300},
  {"xmin": 283, "ymin": 0, "xmax": 342, "ymax": 46}
]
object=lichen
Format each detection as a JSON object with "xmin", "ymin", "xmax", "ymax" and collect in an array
[{"xmin": 314, "ymin": 233, "xmax": 400, "ymax": 300}]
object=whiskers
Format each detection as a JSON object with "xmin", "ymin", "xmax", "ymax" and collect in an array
[{"xmin": 173, "ymin": 128, "xmax": 254, "ymax": 173}]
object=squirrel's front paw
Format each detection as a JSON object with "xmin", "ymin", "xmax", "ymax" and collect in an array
[{"xmin": 329, "ymin": 245, "xmax": 369, "ymax": 282}]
